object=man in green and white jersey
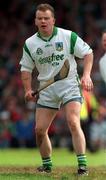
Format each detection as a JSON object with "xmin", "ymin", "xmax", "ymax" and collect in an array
[{"xmin": 20, "ymin": 3, "xmax": 93, "ymax": 176}]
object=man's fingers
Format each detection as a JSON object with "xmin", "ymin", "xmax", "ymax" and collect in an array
[
  {"xmin": 82, "ymin": 83, "xmax": 93, "ymax": 91},
  {"xmin": 81, "ymin": 79, "xmax": 93, "ymax": 91},
  {"xmin": 25, "ymin": 92, "xmax": 36, "ymax": 102}
]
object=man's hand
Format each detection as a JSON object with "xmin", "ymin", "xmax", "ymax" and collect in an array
[
  {"xmin": 25, "ymin": 90, "xmax": 38, "ymax": 102},
  {"xmin": 80, "ymin": 75, "xmax": 93, "ymax": 91}
]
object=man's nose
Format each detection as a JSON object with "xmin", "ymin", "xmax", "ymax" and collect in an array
[{"xmin": 41, "ymin": 18, "xmax": 45, "ymax": 22}]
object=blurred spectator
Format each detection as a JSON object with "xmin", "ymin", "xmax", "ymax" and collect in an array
[
  {"xmin": 99, "ymin": 30, "xmax": 106, "ymax": 85},
  {"xmin": 90, "ymin": 103, "xmax": 106, "ymax": 151},
  {"xmin": 5, "ymin": 96, "xmax": 22, "ymax": 122},
  {"xmin": 15, "ymin": 102, "xmax": 36, "ymax": 148},
  {"xmin": 0, "ymin": 111, "xmax": 16, "ymax": 148}
]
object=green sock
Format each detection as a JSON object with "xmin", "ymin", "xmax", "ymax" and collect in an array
[
  {"xmin": 42, "ymin": 157, "xmax": 52, "ymax": 170},
  {"xmin": 77, "ymin": 154, "xmax": 87, "ymax": 168}
]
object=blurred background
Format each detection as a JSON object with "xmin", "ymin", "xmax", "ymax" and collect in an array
[{"xmin": 0, "ymin": 0, "xmax": 106, "ymax": 152}]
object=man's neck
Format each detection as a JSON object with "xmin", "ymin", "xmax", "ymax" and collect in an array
[{"xmin": 37, "ymin": 26, "xmax": 57, "ymax": 41}]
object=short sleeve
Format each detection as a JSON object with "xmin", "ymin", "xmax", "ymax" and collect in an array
[
  {"xmin": 74, "ymin": 36, "xmax": 92, "ymax": 58},
  {"xmin": 70, "ymin": 32, "xmax": 92, "ymax": 58},
  {"xmin": 19, "ymin": 43, "xmax": 35, "ymax": 72}
]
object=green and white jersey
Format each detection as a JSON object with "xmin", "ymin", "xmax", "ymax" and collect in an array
[{"xmin": 20, "ymin": 26, "xmax": 92, "ymax": 85}]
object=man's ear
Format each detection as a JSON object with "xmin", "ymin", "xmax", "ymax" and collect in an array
[{"xmin": 53, "ymin": 18, "xmax": 55, "ymax": 25}]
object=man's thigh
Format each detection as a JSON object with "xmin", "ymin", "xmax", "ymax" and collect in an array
[{"xmin": 35, "ymin": 107, "xmax": 57, "ymax": 131}]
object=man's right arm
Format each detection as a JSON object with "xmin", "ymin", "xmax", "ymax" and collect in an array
[
  {"xmin": 20, "ymin": 41, "xmax": 36, "ymax": 101},
  {"xmin": 21, "ymin": 71, "xmax": 32, "ymax": 93},
  {"xmin": 21, "ymin": 71, "xmax": 35, "ymax": 101}
]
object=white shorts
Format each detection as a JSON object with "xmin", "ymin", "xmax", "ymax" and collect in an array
[{"xmin": 37, "ymin": 76, "xmax": 83, "ymax": 109}]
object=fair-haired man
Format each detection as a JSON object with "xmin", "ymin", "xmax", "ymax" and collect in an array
[{"xmin": 20, "ymin": 3, "xmax": 93, "ymax": 176}]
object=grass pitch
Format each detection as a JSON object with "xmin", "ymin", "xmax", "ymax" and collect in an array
[{"xmin": 0, "ymin": 148, "xmax": 106, "ymax": 179}]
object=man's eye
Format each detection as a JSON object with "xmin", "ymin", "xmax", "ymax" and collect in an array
[
  {"xmin": 44, "ymin": 17, "xmax": 49, "ymax": 20},
  {"xmin": 38, "ymin": 17, "xmax": 49, "ymax": 20}
]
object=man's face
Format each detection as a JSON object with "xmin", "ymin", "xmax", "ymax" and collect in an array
[
  {"xmin": 35, "ymin": 10, "xmax": 55, "ymax": 36},
  {"xmin": 102, "ymin": 33, "xmax": 106, "ymax": 51}
]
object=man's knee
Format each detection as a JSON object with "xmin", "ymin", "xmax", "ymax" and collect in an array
[
  {"xmin": 35, "ymin": 126, "xmax": 46, "ymax": 137},
  {"xmin": 35, "ymin": 127, "xmax": 46, "ymax": 146},
  {"xmin": 69, "ymin": 120, "xmax": 81, "ymax": 133}
]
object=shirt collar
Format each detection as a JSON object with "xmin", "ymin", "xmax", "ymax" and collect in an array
[{"xmin": 37, "ymin": 26, "xmax": 57, "ymax": 42}]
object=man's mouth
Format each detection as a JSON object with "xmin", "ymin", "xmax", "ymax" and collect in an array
[
  {"xmin": 103, "ymin": 44, "xmax": 106, "ymax": 48},
  {"xmin": 41, "ymin": 25, "xmax": 47, "ymax": 28}
]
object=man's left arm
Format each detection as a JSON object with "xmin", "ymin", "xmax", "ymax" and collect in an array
[{"xmin": 80, "ymin": 52, "xmax": 94, "ymax": 91}]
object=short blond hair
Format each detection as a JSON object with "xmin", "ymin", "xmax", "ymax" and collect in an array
[{"xmin": 36, "ymin": 3, "xmax": 55, "ymax": 17}]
